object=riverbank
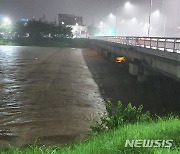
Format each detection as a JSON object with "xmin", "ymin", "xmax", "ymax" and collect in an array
[
  {"xmin": 1, "ymin": 117, "xmax": 179, "ymax": 154},
  {"xmin": 0, "ymin": 38, "xmax": 90, "ymax": 48}
]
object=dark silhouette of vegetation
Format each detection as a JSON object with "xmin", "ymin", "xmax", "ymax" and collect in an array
[
  {"xmin": 0, "ymin": 20, "xmax": 91, "ymax": 48},
  {"xmin": 13, "ymin": 20, "xmax": 72, "ymax": 39},
  {"xmin": 0, "ymin": 19, "xmax": 91, "ymax": 48}
]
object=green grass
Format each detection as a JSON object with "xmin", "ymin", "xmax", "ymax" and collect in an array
[
  {"xmin": 0, "ymin": 38, "xmax": 90, "ymax": 48},
  {"xmin": 0, "ymin": 117, "xmax": 179, "ymax": 154},
  {"xmin": 0, "ymin": 39, "xmax": 17, "ymax": 46}
]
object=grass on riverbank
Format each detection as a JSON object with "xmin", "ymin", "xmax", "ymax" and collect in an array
[
  {"xmin": 0, "ymin": 38, "xmax": 90, "ymax": 48},
  {"xmin": 0, "ymin": 39, "xmax": 17, "ymax": 46},
  {"xmin": 1, "ymin": 117, "xmax": 179, "ymax": 154}
]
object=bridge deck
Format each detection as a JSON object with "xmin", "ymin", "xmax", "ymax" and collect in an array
[
  {"xmin": 95, "ymin": 36, "xmax": 180, "ymax": 54},
  {"xmin": 91, "ymin": 36, "xmax": 180, "ymax": 81}
]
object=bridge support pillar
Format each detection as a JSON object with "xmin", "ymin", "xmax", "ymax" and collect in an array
[
  {"xmin": 129, "ymin": 62, "xmax": 149, "ymax": 82},
  {"xmin": 129, "ymin": 63, "xmax": 139, "ymax": 75}
]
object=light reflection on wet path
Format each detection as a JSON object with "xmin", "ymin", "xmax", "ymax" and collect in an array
[{"xmin": 0, "ymin": 46, "xmax": 105, "ymax": 147}]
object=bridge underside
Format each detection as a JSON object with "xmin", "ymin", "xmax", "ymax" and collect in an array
[{"xmin": 91, "ymin": 40, "xmax": 180, "ymax": 82}]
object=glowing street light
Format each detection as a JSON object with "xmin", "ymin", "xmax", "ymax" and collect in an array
[
  {"xmin": 131, "ymin": 17, "xmax": 137, "ymax": 22},
  {"xmin": 115, "ymin": 1, "xmax": 134, "ymax": 36},
  {"xmin": 3, "ymin": 17, "xmax": 11, "ymax": 25},
  {"xmin": 108, "ymin": 13, "xmax": 116, "ymax": 36},
  {"xmin": 109, "ymin": 13, "xmax": 115, "ymax": 19},
  {"xmin": 100, "ymin": 21, "xmax": 104, "ymax": 26},
  {"xmin": 125, "ymin": 2, "xmax": 132, "ymax": 10},
  {"xmin": 98, "ymin": 21, "xmax": 105, "ymax": 36},
  {"xmin": 152, "ymin": 10, "xmax": 160, "ymax": 17},
  {"xmin": 99, "ymin": 1, "xmax": 134, "ymax": 36}
]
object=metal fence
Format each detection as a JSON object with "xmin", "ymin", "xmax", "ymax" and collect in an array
[{"xmin": 94, "ymin": 36, "xmax": 180, "ymax": 53}]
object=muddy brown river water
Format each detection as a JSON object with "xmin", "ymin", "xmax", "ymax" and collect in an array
[
  {"xmin": 0, "ymin": 47, "xmax": 105, "ymax": 147},
  {"xmin": 0, "ymin": 46, "xmax": 180, "ymax": 147}
]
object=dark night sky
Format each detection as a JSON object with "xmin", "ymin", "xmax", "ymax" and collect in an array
[
  {"xmin": 0, "ymin": 0, "xmax": 123, "ymax": 25},
  {"xmin": 0, "ymin": 0, "xmax": 179, "ymax": 27},
  {"xmin": 0, "ymin": 0, "xmax": 150, "ymax": 25}
]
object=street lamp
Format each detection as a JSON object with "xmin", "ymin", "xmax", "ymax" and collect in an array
[
  {"xmin": 163, "ymin": 15, "xmax": 166, "ymax": 37},
  {"xmin": 99, "ymin": 1, "xmax": 133, "ymax": 36},
  {"xmin": 115, "ymin": 1, "xmax": 133, "ymax": 36},
  {"xmin": 125, "ymin": 2, "xmax": 132, "ymax": 10},
  {"xmin": 153, "ymin": 10, "xmax": 160, "ymax": 16},
  {"xmin": 149, "ymin": 9, "xmax": 161, "ymax": 36},
  {"xmin": 108, "ymin": 13, "xmax": 116, "ymax": 36},
  {"xmin": 109, "ymin": 13, "xmax": 114, "ymax": 18},
  {"xmin": 99, "ymin": 21, "xmax": 104, "ymax": 35},
  {"xmin": 148, "ymin": 0, "xmax": 152, "ymax": 36}
]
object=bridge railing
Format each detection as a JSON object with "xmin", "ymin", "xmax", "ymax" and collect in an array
[{"xmin": 94, "ymin": 36, "xmax": 180, "ymax": 53}]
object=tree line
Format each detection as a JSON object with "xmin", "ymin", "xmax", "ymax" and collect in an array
[{"xmin": 0, "ymin": 20, "xmax": 73, "ymax": 39}]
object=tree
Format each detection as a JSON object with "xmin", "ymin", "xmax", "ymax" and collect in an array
[
  {"xmin": 13, "ymin": 20, "xmax": 73, "ymax": 39},
  {"xmin": 26, "ymin": 20, "xmax": 47, "ymax": 38},
  {"xmin": 13, "ymin": 21, "xmax": 28, "ymax": 38}
]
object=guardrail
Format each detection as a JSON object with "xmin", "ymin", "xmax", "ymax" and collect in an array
[{"xmin": 93, "ymin": 36, "xmax": 180, "ymax": 53}]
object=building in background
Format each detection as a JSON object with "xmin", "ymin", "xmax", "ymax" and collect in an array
[
  {"xmin": 71, "ymin": 25, "xmax": 87, "ymax": 38},
  {"xmin": 58, "ymin": 14, "xmax": 87, "ymax": 38},
  {"xmin": 58, "ymin": 14, "xmax": 82, "ymax": 26}
]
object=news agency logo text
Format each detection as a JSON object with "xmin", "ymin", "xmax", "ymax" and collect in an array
[{"xmin": 125, "ymin": 140, "xmax": 173, "ymax": 148}]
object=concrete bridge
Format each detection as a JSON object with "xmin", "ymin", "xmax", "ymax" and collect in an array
[{"xmin": 90, "ymin": 36, "xmax": 180, "ymax": 82}]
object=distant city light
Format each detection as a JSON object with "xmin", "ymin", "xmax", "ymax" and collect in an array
[
  {"xmin": 3, "ymin": 17, "xmax": 11, "ymax": 25},
  {"xmin": 121, "ymin": 19, "xmax": 126, "ymax": 24},
  {"xmin": 109, "ymin": 13, "xmax": 115, "ymax": 18},
  {"xmin": 144, "ymin": 23, "xmax": 149, "ymax": 27},
  {"xmin": 20, "ymin": 18, "xmax": 29, "ymax": 22},
  {"xmin": 131, "ymin": 17, "xmax": 137, "ymax": 22},
  {"xmin": 125, "ymin": 2, "xmax": 132, "ymax": 10},
  {"xmin": 152, "ymin": 10, "xmax": 160, "ymax": 17},
  {"xmin": 100, "ymin": 21, "xmax": 104, "ymax": 26}
]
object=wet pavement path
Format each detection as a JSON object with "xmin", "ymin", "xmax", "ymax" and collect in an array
[{"xmin": 0, "ymin": 46, "xmax": 105, "ymax": 147}]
